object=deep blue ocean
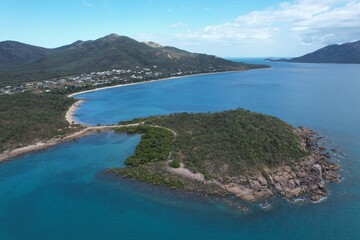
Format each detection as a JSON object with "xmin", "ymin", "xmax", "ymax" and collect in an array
[{"xmin": 1, "ymin": 59, "xmax": 360, "ymax": 239}]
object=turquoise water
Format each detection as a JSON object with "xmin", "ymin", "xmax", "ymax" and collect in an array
[{"xmin": 1, "ymin": 60, "xmax": 360, "ymax": 239}]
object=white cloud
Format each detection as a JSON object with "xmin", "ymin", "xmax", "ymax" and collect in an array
[
  {"xmin": 174, "ymin": 0, "xmax": 360, "ymax": 45},
  {"xmin": 83, "ymin": 0, "xmax": 93, "ymax": 8},
  {"xmin": 168, "ymin": 22, "xmax": 188, "ymax": 29}
]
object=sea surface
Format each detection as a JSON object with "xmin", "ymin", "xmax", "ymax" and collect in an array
[{"xmin": 1, "ymin": 59, "xmax": 360, "ymax": 239}]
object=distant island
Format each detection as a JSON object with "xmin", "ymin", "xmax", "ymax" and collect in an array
[
  {"xmin": 110, "ymin": 109, "xmax": 340, "ymax": 203},
  {"xmin": 267, "ymin": 40, "xmax": 360, "ymax": 64}
]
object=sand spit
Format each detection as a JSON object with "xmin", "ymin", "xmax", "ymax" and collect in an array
[{"xmin": 0, "ymin": 126, "xmax": 115, "ymax": 162}]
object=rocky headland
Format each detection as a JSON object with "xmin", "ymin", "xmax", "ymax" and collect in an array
[
  {"xmin": 162, "ymin": 127, "xmax": 340, "ymax": 203},
  {"xmin": 109, "ymin": 110, "xmax": 341, "ymax": 204}
]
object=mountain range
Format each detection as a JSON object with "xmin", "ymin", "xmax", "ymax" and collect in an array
[
  {"xmin": 0, "ymin": 34, "xmax": 267, "ymax": 86},
  {"xmin": 268, "ymin": 40, "xmax": 360, "ymax": 64}
]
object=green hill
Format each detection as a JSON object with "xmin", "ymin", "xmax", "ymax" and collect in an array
[
  {"xmin": 0, "ymin": 34, "xmax": 268, "ymax": 86},
  {"xmin": 271, "ymin": 40, "xmax": 360, "ymax": 64},
  {"xmin": 117, "ymin": 110, "xmax": 307, "ymax": 176},
  {"xmin": 0, "ymin": 41, "xmax": 50, "ymax": 69}
]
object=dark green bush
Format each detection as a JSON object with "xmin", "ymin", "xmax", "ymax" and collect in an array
[{"xmin": 169, "ymin": 160, "xmax": 180, "ymax": 168}]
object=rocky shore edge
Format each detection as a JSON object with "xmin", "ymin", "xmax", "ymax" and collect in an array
[{"xmin": 164, "ymin": 127, "xmax": 341, "ymax": 203}]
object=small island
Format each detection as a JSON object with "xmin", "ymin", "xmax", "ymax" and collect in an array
[
  {"xmin": 266, "ymin": 40, "xmax": 360, "ymax": 64},
  {"xmin": 109, "ymin": 109, "xmax": 340, "ymax": 203}
]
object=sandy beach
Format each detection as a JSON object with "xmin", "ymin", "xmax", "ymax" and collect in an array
[
  {"xmin": 67, "ymin": 70, "xmax": 246, "ymax": 98},
  {"xmin": 65, "ymin": 99, "xmax": 85, "ymax": 125}
]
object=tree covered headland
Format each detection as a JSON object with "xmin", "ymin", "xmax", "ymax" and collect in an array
[
  {"xmin": 145, "ymin": 109, "xmax": 308, "ymax": 176},
  {"xmin": 112, "ymin": 109, "xmax": 308, "ymax": 185},
  {"xmin": 110, "ymin": 125, "xmax": 185, "ymax": 188},
  {"xmin": 115, "ymin": 125, "xmax": 173, "ymax": 166},
  {"xmin": 0, "ymin": 93, "xmax": 76, "ymax": 152}
]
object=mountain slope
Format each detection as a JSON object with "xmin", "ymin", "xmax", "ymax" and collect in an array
[
  {"xmin": 273, "ymin": 40, "xmax": 360, "ymax": 64},
  {"xmin": 0, "ymin": 34, "xmax": 268, "ymax": 85},
  {"xmin": 0, "ymin": 41, "xmax": 51, "ymax": 69}
]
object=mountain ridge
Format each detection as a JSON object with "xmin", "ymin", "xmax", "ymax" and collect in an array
[
  {"xmin": 0, "ymin": 34, "xmax": 268, "ymax": 86},
  {"xmin": 268, "ymin": 40, "xmax": 360, "ymax": 64}
]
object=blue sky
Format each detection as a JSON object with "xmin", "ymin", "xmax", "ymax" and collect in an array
[{"xmin": 1, "ymin": 0, "xmax": 360, "ymax": 57}]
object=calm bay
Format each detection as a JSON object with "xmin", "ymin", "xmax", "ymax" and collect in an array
[{"xmin": 1, "ymin": 59, "xmax": 360, "ymax": 239}]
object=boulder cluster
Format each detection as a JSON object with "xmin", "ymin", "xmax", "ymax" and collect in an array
[{"xmin": 218, "ymin": 127, "xmax": 340, "ymax": 202}]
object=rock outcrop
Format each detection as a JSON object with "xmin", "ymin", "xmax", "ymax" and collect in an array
[{"xmin": 179, "ymin": 127, "xmax": 341, "ymax": 203}]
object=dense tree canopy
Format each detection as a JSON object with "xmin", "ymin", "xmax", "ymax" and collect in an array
[
  {"xmin": 114, "ymin": 109, "xmax": 308, "ymax": 182},
  {"xmin": 0, "ymin": 93, "xmax": 75, "ymax": 151},
  {"xmin": 144, "ymin": 109, "xmax": 308, "ymax": 176},
  {"xmin": 115, "ymin": 125, "xmax": 173, "ymax": 167}
]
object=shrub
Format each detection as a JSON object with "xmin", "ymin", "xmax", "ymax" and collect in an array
[{"xmin": 169, "ymin": 160, "xmax": 180, "ymax": 168}]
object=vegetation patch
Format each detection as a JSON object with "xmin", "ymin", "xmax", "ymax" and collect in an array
[
  {"xmin": 144, "ymin": 109, "xmax": 308, "ymax": 177},
  {"xmin": 0, "ymin": 93, "xmax": 77, "ymax": 152},
  {"xmin": 110, "ymin": 125, "xmax": 186, "ymax": 189},
  {"xmin": 108, "ymin": 164, "xmax": 186, "ymax": 189},
  {"xmin": 118, "ymin": 116, "xmax": 159, "ymax": 125},
  {"xmin": 115, "ymin": 125, "xmax": 173, "ymax": 166}
]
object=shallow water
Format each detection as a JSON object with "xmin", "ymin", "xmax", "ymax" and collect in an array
[{"xmin": 1, "ymin": 60, "xmax": 360, "ymax": 239}]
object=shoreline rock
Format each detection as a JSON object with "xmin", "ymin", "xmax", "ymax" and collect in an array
[{"xmin": 165, "ymin": 126, "xmax": 341, "ymax": 203}]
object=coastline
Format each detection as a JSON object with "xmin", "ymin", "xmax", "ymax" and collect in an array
[
  {"xmin": 67, "ymin": 69, "xmax": 250, "ymax": 97},
  {"xmin": 66, "ymin": 68, "xmax": 271, "ymax": 123},
  {"xmin": 0, "ymin": 98, "xmax": 89, "ymax": 162},
  {"xmin": 147, "ymin": 127, "xmax": 340, "ymax": 202},
  {"xmin": 0, "ymin": 126, "xmax": 116, "ymax": 162},
  {"xmin": 65, "ymin": 99, "xmax": 85, "ymax": 125},
  {"xmin": 1, "ymin": 69, "xmax": 266, "ymax": 163},
  {"xmin": 65, "ymin": 70, "xmax": 251, "ymax": 125}
]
